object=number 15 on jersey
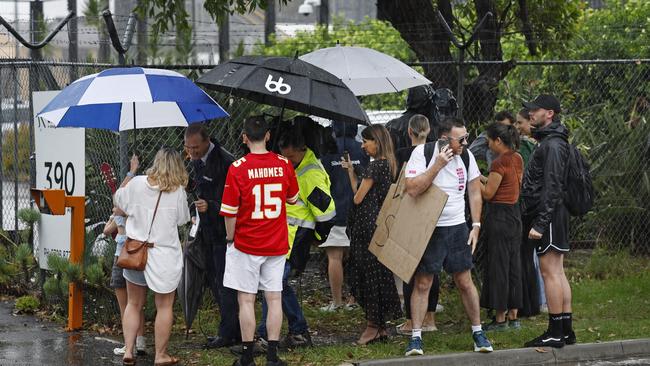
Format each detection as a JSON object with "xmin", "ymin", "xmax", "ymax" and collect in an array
[{"xmin": 251, "ymin": 183, "xmax": 283, "ymax": 219}]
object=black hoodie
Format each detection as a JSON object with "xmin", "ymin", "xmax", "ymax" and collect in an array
[{"xmin": 521, "ymin": 120, "xmax": 570, "ymax": 234}]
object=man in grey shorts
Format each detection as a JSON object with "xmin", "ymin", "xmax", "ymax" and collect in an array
[{"xmin": 403, "ymin": 117, "xmax": 493, "ymax": 356}]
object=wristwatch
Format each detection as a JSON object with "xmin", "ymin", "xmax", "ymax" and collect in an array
[
  {"xmin": 226, "ymin": 238, "xmax": 234, "ymax": 245},
  {"xmin": 472, "ymin": 222, "xmax": 481, "ymax": 229},
  {"xmin": 126, "ymin": 171, "xmax": 135, "ymax": 178}
]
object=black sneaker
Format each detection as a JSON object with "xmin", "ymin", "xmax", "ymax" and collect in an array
[
  {"xmin": 279, "ymin": 332, "xmax": 312, "ymax": 349},
  {"xmin": 230, "ymin": 338, "xmax": 267, "ymax": 357},
  {"xmin": 524, "ymin": 330, "xmax": 565, "ymax": 348},
  {"xmin": 483, "ymin": 319, "xmax": 508, "ymax": 332},
  {"xmin": 265, "ymin": 359, "xmax": 287, "ymax": 366},
  {"xmin": 564, "ymin": 330, "xmax": 577, "ymax": 345}
]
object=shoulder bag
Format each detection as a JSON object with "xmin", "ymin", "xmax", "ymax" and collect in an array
[{"xmin": 116, "ymin": 191, "xmax": 163, "ymax": 271}]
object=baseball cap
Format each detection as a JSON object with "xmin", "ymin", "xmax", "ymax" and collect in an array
[{"xmin": 522, "ymin": 94, "xmax": 561, "ymax": 113}]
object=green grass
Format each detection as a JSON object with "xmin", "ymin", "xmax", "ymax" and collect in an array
[{"xmin": 166, "ymin": 251, "xmax": 650, "ymax": 365}]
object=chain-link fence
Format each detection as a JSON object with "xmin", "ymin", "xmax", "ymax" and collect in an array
[{"xmin": 1, "ymin": 59, "xmax": 648, "ymax": 255}]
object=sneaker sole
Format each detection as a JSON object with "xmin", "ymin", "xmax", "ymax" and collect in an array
[
  {"xmin": 405, "ymin": 349, "xmax": 424, "ymax": 356},
  {"xmin": 474, "ymin": 345, "xmax": 494, "ymax": 353},
  {"xmin": 524, "ymin": 339, "xmax": 565, "ymax": 348}
]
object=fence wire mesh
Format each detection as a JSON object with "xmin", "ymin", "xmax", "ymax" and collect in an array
[{"xmin": 0, "ymin": 60, "xmax": 648, "ymax": 256}]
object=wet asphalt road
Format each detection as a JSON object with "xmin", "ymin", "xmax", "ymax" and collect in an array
[{"xmin": 0, "ymin": 299, "xmax": 154, "ymax": 366}]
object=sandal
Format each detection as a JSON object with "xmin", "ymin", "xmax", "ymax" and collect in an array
[
  {"xmin": 122, "ymin": 357, "xmax": 136, "ymax": 366},
  {"xmin": 355, "ymin": 324, "xmax": 388, "ymax": 346},
  {"xmin": 154, "ymin": 356, "xmax": 179, "ymax": 366}
]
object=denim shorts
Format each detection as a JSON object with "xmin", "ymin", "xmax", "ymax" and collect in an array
[
  {"xmin": 416, "ymin": 223, "xmax": 473, "ymax": 274},
  {"xmin": 123, "ymin": 268, "xmax": 147, "ymax": 287}
]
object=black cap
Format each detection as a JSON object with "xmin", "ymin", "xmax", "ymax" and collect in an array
[{"xmin": 522, "ymin": 94, "xmax": 561, "ymax": 113}]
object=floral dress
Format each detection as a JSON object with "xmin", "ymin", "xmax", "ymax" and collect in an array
[{"xmin": 347, "ymin": 159, "xmax": 403, "ymax": 326}]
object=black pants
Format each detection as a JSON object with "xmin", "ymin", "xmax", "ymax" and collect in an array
[
  {"xmin": 480, "ymin": 203, "xmax": 523, "ymax": 311},
  {"xmin": 403, "ymin": 274, "xmax": 439, "ymax": 319},
  {"xmin": 519, "ymin": 214, "xmax": 541, "ymax": 317},
  {"xmin": 206, "ymin": 241, "xmax": 241, "ymax": 341}
]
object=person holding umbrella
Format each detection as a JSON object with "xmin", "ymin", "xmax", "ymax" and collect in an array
[
  {"xmin": 183, "ymin": 125, "xmax": 240, "ymax": 348},
  {"xmin": 221, "ymin": 116, "xmax": 299, "ymax": 366},
  {"xmin": 115, "ymin": 148, "xmax": 191, "ymax": 366}
]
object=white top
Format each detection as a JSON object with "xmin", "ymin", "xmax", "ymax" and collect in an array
[
  {"xmin": 114, "ymin": 176, "xmax": 191, "ymax": 293},
  {"xmin": 405, "ymin": 142, "xmax": 480, "ymax": 226}
]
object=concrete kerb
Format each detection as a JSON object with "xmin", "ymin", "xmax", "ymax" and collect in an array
[{"xmin": 355, "ymin": 339, "xmax": 650, "ymax": 366}]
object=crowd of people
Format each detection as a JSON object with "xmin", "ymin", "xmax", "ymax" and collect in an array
[{"xmin": 106, "ymin": 92, "xmax": 577, "ymax": 365}]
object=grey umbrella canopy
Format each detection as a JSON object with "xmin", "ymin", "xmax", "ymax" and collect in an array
[{"xmin": 197, "ymin": 56, "xmax": 369, "ymax": 125}]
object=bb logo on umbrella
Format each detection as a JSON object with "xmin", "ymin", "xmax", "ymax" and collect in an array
[{"xmin": 265, "ymin": 74, "xmax": 292, "ymax": 95}]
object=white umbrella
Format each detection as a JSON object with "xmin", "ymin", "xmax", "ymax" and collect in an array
[{"xmin": 300, "ymin": 46, "xmax": 432, "ymax": 96}]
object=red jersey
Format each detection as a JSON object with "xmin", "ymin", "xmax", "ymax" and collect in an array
[{"xmin": 220, "ymin": 152, "xmax": 299, "ymax": 256}]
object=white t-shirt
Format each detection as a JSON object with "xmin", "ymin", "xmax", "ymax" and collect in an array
[
  {"xmin": 404, "ymin": 142, "xmax": 480, "ymax": 227},
  {"xmin": 114, "ymin": 176, "xmax": 191, "ymax": 293}
]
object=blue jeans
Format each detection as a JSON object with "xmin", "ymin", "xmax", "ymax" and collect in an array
[{"xmin": 257, "ymin": 262, "xmax": 308, "ymax": 339}]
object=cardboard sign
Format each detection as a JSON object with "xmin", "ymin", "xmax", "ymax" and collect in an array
[{"xmin": 369, "ymin": 170, "xmax": 448, "ymax": 283}]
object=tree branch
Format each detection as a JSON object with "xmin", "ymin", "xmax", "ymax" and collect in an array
[{"xmin": 517, "ymin": 0, "xmax": 538, "ymax": 56}]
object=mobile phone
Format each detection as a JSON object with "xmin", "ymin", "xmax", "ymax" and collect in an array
[
  {"xmin": 438, "ymin": 139, "xmax": 450, "ymax": 153},
  {"xmin": 343, "ymin": 150, "xmax": 350, "ymax": 162}
]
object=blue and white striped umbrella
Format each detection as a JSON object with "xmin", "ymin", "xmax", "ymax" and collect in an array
[{"xmin": 37, "ymin": 67, "xmax": 228, "ymax": 130}]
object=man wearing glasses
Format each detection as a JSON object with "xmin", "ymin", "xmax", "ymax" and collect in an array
[
  {"xmin": 184, "ymin": 125, "xmax": 240, "ymax": 349},
  {"xmin": 403, "ymin": 117, "xmax": 493, "ymax": 356}
]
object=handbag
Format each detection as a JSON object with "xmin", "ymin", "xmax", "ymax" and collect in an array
[{"xmin": 116, "ymin": 192, "xmax": 162, "ymax": 271}]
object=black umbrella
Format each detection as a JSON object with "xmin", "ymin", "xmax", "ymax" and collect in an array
[
  {"xmin": 177, "ymin": 230, "xmax": 207, "ymax": 338},
  {"xmin": 196, "ymin": 55, "xmax": 369, "ymax": 125}
]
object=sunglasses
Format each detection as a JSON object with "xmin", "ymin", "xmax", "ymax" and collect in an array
[{"xmin": 447, "ymin": 133, "xmax": 470, "ymax": 143}]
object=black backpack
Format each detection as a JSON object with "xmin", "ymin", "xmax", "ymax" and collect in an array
[{"xmin": 562, "ymin": 142, "xmax": 595, "ymax": 216}]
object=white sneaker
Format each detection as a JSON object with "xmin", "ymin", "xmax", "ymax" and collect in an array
[
  {"xmin": 319, "ymin": 302, "xmax": 343, "ymax": 312},
  {"xmin": 136, "ymin": 336, "xmax": 146, "ymax": 355},
  {"xmin": 113, "ymin": 345, "xmax": 126, "ymax": 356}
]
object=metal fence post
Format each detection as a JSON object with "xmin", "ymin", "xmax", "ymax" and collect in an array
[
  {"xmin": 12, "ymin": 64, "xmax": 20, "ymax": 243},
  {"xmin": 0, "ymin": 66, "xmax": 4, "ymax": 229},
  {"xmin": 457, "ymin": 48, "xmax": 465, "ymax": 119}
]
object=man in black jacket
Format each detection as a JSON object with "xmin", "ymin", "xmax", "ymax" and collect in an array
[
  {"xmin": 184, "ymin": 125, "xmax": 240, "ymax": 348},
  {"xmin": 520, "ymin": 94, "xmax": 576, "ymax": 348}
]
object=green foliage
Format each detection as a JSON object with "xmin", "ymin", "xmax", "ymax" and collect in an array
[
  {"xmin": 15, "ymin": 244, "xmax": 34, "ymax": 268},
  {"xmin": 0, "ymin": 246, "xmax": 17, "ymax": 286},
  {"xmin": 1, "ymin": 124, "xmax": 30, "ymax": 181},
  {"xmin": 84, "ymin": 263, "xmax": 105, "ymax": 287},
  {"xmin": 564, "ymin": 0, "xmax": 650, "ymax": 59},
  {"xmin": 138, "ymin": 0, "xmax": 286, "ymax": 35},
  {"xmin": 15, "ymin": 295, "xmax": 40, "ymax": 314},
  {"xmin": 17, "ymin": 209, "xmax": 40, "ymax": 226},
  {"xmin": 453, "ymin": 0, "xmax": 583, "ymax": 58},
  {"xmin": 43, "ymin": 276, "xmax": 68, "ymax": 302},
  {"xmin": 174, "ymin": 25, "xmax": 194, "ymax": 63}
]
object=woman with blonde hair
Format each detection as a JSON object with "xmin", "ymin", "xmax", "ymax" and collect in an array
[
  {"xmin": 115, "ymin": 148, "xmax": 190, "ymax": 366},
  {"xmin": 394, "ymin": 115, "xmax": 440, "ymax": 335},
  {"xmin": 343, "ymin": 124, "xmax": 402, "ymax": 345}
]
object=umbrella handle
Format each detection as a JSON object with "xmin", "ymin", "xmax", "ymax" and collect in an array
[
  {"xmin": 132, "ymin": 102, "xmax": 138, "ymax": 155},
  {"xmin": 271, "ymin": 103, "xmax": 286, "ymax": 152}
]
